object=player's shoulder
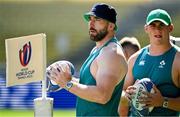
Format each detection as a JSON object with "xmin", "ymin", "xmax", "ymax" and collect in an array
[
  {"xmin": 101, "ymin": 41, "xmax": 124, "ymax": 57},
  {"xmin": 128, "ymin": 45, "xmax": 148, "ymax": 63},
  {"xmin": 99, "ymin": 42, "xmax": 127, "ymax": 66},
  {"xmin": 175, "ymin": 49, "xmax": 180, "ymax": 61},
  {"xmin": 173, "ymin": 44, "xmax": 180, "ymax": 58},
  {"xmin": 171, "ymin": 45, "xmax": 180, "ymax": 70}
]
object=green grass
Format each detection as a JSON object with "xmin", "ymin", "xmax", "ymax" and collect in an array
[{"xmin": 0, "ymin": 109, "xmax": 76, "ymax": 117}]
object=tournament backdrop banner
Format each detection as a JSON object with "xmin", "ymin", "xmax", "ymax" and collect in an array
[{"xmin": 5, "ymin": 33, "xmax": 46, "ymax": 87}]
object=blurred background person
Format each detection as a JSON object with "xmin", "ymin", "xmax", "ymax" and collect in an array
[
  {"xmin": 118, "ymin": 37, "xmax": 141, "ymax": 116},
  {"xmin": 119, "ymin": 37, "xmax": 141, "ymax": 60}
]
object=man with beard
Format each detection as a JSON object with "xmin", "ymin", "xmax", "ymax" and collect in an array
[{"xmin": 48, "ymin": 3, "xmax": 127, "ymax": 116}]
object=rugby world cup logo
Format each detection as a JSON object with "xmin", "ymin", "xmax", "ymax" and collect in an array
[{"xmin": 19, "ymin": 42, "xmax": 32, "ymax": 67}]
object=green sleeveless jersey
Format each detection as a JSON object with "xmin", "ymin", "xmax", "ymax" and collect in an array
[
  {"xmin": 131, "ymin": 45, "xmax": 180, "ymax": 116},
  {"xmin": 76, "ymin": 37, "xmax": 125, "ymax": 116}
]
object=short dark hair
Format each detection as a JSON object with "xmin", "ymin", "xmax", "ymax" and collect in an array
[{"xmin": 119, "ymin": 37, "xmax": 141, "ymax": 52}]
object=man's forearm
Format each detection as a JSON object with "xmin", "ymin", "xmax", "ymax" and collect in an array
[
  {"xmin": 68, "ymin": 81, "xmax": 112, "ymax": 104},
  {"xmin": 118, "ymin": 91, "xmax": 130, "ymax": 116}
]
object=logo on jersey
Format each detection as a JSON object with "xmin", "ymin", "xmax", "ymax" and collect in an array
[
  {"xmin": 19, "ymin": 42, "xmax": 32, "ymax": 67},
  {"xmin": 158, "ymin": 60, "xmax": 165, "ymax": 68},
  {"xmin": 139, "ymin": 60, "xmax": 145, "ymax": 66}
]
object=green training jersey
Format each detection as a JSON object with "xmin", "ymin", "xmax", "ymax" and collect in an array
[
  {"xmin": 131, "ymin": 45, "xmax": 180, "ymax": 116},
  {"xmin": 76, "ymin": 38, "xmax": 125, "ymax": 116}
]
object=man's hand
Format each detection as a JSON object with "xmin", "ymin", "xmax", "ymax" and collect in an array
[
  {"xmin": 47, "ymin": 62, "xmax": 72, "ymax": 88},
  {"xmin": 139, "ymin": 85, "xmax": 164, "ymax": 108},
  {"xmin": 125, "ymin": 86, "xmax": 136, "ymax": 101}
]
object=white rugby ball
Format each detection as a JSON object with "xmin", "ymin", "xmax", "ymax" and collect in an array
[
  {"xmin": 131, "ymin": 78, "xmax": 154, "ymax": 115},
  {"xmin": 46, "ymin": 60, "xmax": 75, "ymax": 92}
]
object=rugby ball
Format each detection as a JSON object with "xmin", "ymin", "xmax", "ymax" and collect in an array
[
  {"xmin": 131, "ymin": 78, "xmax": 154, "ymax": 115},
  {"xmin": 46, "ymin": 60, "xmax": 75, "ymax": 92}
]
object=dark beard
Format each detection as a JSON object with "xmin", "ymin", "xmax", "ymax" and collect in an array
[{"xmin": 89, "ymin": 28, "xmax": 108, "ymax": 42}]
